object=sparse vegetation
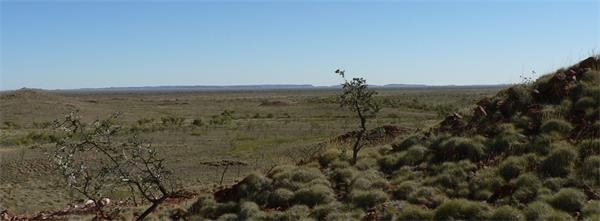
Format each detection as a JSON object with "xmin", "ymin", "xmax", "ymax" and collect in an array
[{"xmin": 2, "ymin": 57, "xmax": 599, "ymax": 220}]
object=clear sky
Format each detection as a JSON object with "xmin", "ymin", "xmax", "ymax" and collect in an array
[{"xmin": 1, "ymin": 0, "xmax": 598, "ymax": 90}]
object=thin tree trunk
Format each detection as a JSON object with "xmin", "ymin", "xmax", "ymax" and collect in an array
[
  {"xmin": 136, "ymin": 197, "xmax": 166, "ymax": 221},
  {"xmin": 352, "ymin": 130, "xmax": 364, "ymax": 165}
]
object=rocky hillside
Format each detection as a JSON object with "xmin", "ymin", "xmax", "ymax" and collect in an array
[{"xmin": 185, "ymin": 56, "xmax": 600, "ymax": 221}]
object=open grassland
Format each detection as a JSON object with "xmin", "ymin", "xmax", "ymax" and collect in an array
[{"xmin": 0, "ymin": 87, "xmax": 499, "ymax": 214}]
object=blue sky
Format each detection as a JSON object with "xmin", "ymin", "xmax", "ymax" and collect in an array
[{"xmin": 1, "ymin": 0, "xmax": 598, "ymax": 90}]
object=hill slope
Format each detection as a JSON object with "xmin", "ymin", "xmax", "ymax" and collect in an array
[{"xmin": 186, "ymin": 56, "xmax": 600, "ymax": 220}]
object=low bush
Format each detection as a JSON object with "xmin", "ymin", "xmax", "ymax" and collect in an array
[
  {"xmin": 350, "ymin": 189, "xmax": 388, "ymax": 209},
  {"xmin": 217, "ymin": 213, "xmax": 239, "ymax": 221},
  {"xmin": 540, "ymin": 119, "xmax": 573, "ymax": 137},
  {"xmin": 543, "ymin": 178, "xmax": 566, "ymax": 192},
  {"xmin": 235, "ymin": 173, "xmax": 272, "ymax": 204},
  {"xmin": 357, "ymin": 169, "xmax": 388, "ymax": 189},
  {"xmin": 392, "ymin": 135, "xmax": 421, "ymax": 152},
  {"xmin": 268, "ymin": 188, "xmax": 294, "ymax": 208},
  {"xmin": 548, "ymin": 188, "xmax": 586, "ymax": 213},
  {"xmin": 579, "ymin": 139, "xmax": 600, "ymax": 158},
  {"xmin": 513, "ymin": 173, "xmax": 542, "ymax": 204},
  {"xmin": 312, "ymin": 202, "xmax": 342, "ymax": 220},
  {"xmin": 324, "ymin": 209, "xmax": 364, "ymax": 221},
  {"xmin": 433, "ymin": 199, "xmax": 490, "ymax": 220},
  {"xmin": 542, "ymin": 146, "xmax": 577, "ymax": 177},
  {"xmin": 378, "ymin": 152, "xmax": 404, "ymax": 173},
  {"xmin": 498, "ymin": 156, "xmax": 526, "ymax": 181},
  {"xmin": 272, "ymin": 167, "xmax": 325, "ymax": 191},
  {"xmin": 238, "ymin": 201, "xmax": 262, "ymax": 219},
  {"xmin": 395, "ymin": 204, "xmax": 434, "ymax": 220},
  {"xmin": 283, "ymin": 205, "xmax": 311, "ymax": 220},
  {"xmin": 402, "ymin": 145, "xmax": 428, "ymax": 166},
  {"xmin": 431, "ymin": 136, "xmax": 487, "ymax": 162},
  {"xmin": 490, "ymin": 206, "xmax": 525, "ymax": 221},
  {"xmin": 350, "ymin": 177, "xmax": 372, "ymax": 191},
  {"xmin": 582, "ymin": 156, "xmax": 600, "ymax": 182},
  {"xmin": 392, "ymin": 180, "xmax": 418, "ymax": 200},
  {"xmin": 329, "ymin": 167, "xmax": 357, "ymax": 188},
  {"xmin": 543, "ymin": 210, "xmax": 575, "ymax": 221},
  {"xmin": 524, "ymin": 201, "xmax": 555, "ymax": 220},
  {"xmin": 487, "ymin": 123, "xmax": 524, "ymax": 154},
  {"xmin": 194, "ymin": 199, "xmax": 239, "ymax": 219},
  {"xmin": 583, "ymin": 200, "xmax": 600, "ymax": 216},
  {"xmin": 574, "ymin": 96, "xmax": 597, "ymax": 111},
  {"xmin": 428, "ymin": 160, "xmax": 475, "ymax": 193},
  {"xmin": 318, "ymin": 149, "xmax": 340, "ymax": 167},
  {"xmin": 293, "ymin": 184, "xmax": 335, "ymax": 207},
  {"xmin": 407, "ymin": 186, "xmax": 447, "ymax": 208}
]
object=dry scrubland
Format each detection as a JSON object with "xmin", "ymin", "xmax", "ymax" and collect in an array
[
  {"xmin": 0, "ymin": 85, "xmax": 496, "ymax": 216},
  {"xmin": 0, "ymin": 57, "xmax": 598, "ymax": 220}
]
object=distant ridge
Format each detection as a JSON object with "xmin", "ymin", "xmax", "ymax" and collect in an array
[
  {"xmin": 44, "ymin": 84, "xmax": 508, "ymax": 93},
  {"xmin": 1, "ymin": 84, "xmax": 510, "ymax": 93}
]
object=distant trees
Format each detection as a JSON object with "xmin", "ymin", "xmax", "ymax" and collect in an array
[
  {"xmin": 49, "ymin": 111, "xmax": 176, "ymax": 220},
  {"xmin": 335, "ymin": 69, "xmax": 380, "ymax": 165}
]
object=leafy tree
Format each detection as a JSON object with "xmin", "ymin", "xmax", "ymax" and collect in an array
[
  {"xmin": 336, "ymin": 69, "xmax": 380, "ymax": 165},
  {"xmin": 49, "ymin": 111, "xmax": 177, "ymax": 220}
]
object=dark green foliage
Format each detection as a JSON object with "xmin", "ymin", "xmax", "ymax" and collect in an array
[
  {"xmin": 433, "ymin": 199, "xmax": 490, "ymax": 220},
  {"xmin": 238, "ymin": 201, "xmax": 262, "ymax": 219},
  {"xmin": 402, "ymin": 145, "xmax": 428, "ymax": 166},
  {"xmin": 293, "ymin": 184, "xmax": 335, "ymax": 207},
  {"xmin": 490, "ymin": 206, "xmax": 525, "ymax": 221},
  {"xmin": 543, "ymin": 178, "xmax": 566, "ymax": 191},
  {"xmin": 392, "ymin": 135, "xmax": 421, "ymax": 152},
  {"xmin": 318, "ymin": 149, "xmax": 340, "ymax": 167},
  {"xmin": 312, "ymin": 203, "xmax": 341, "ymax": 220},
  {"xmin": 392, "ymin": 180, "xmax": 418, "ymax": 200},
  {"xmin": 498, "ymin": 156, "xmax": 526, "ymax": 181},
  {"xmin": 529, "ymin": 135, "xmax": 553, "ymax": 155},
  {"xmin": 548, "ymin": 188, "xmax": 586, "ymax": 213},
  {"xmin": 194, "ymin": 198, "xmax": 239, "ymax": 219},
  {"xmin": 378, "ymin": 152, "xmax": 404, "ymax": 173},
  {"xmin": 350, "ymin": 189, "xmax": 388, "ymax": 208},
  {"xmin": 268, "ymin": 188, "xmax": 294, "ymax": 208},
  {"xmin": 161, "ymin": 115, "xmax": 185, "ymax": 126},
  {"xmin": 524, "ymin": 201, "xmax": 554, "ymax": 221},
  {"xmin": 540, "ymin": 119, "xmax": 573, "ymax": 137},
  {"xmin": 272, "ymin": 166, "xmax": 326, "ymax": 191},
  {"xmin": 574, "ymin": 96, "xmax": 598, "ymax": 111},
  {"xmin": 217, "ymin": 213, "xmax": 239, "ymax": 221},
  {"xmin": 583, "ymin": 200, "xmax": 600, "ymax": 217},
  {"xmin": 235, "ymin": 173, "xmax": 272, "ymax": 204},
  {"xmin": 430, "ymin": 136, "xmax": 487, "ymax": 162},
  {"xmin": 544, "ymin": 211, "xmax": 575, "ymax": 221},
  {"xmin": 513, "ymin": 173, "xmax": 542, "ymax": 204},
  {"xmin": 487, "ymin": 124, "xmax": 525, "ymax": 155},
  {"xmin": 209, "ymin": 110, "xmax": 234, "ymax": 125},
  {"xmin": 407, "ymin": 186, "xmax": 447, "ymax": 208},
  {"xmin": 542, "ymin": 147, "xmax": 577, "ymax": 177},
  {"xmin": 283, "ymin": 205, "xmax": 311, "ymax": 220},
  {"xmin": 579, "ymin": 139, "xmax": 600, "ymax": 159},
  {"xmin": 192, "ymin": 119, "xmax": 203, "ymax": 127},
  {"xmin": 582, "ymin": 156, "xmax": 600, "ymax": 183},
  {"xmin": 395, "ymin": 204, "xmax": 434, "ymax": 220},
  {"xmin": 329, "ymin": 167, "xmax": 357, "ymax": 188},
  {"xmin": 428, "ymin": 160, "xmax": 475, "ymax": 196}
]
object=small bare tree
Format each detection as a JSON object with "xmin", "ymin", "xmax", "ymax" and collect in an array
[
  {"xmin": 50, "ymin": 111, "xmax": 176, "ymax": 220},
  {"xmin": 335, "ymin": 69, "xmax": 380, "ymax": 165}
]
